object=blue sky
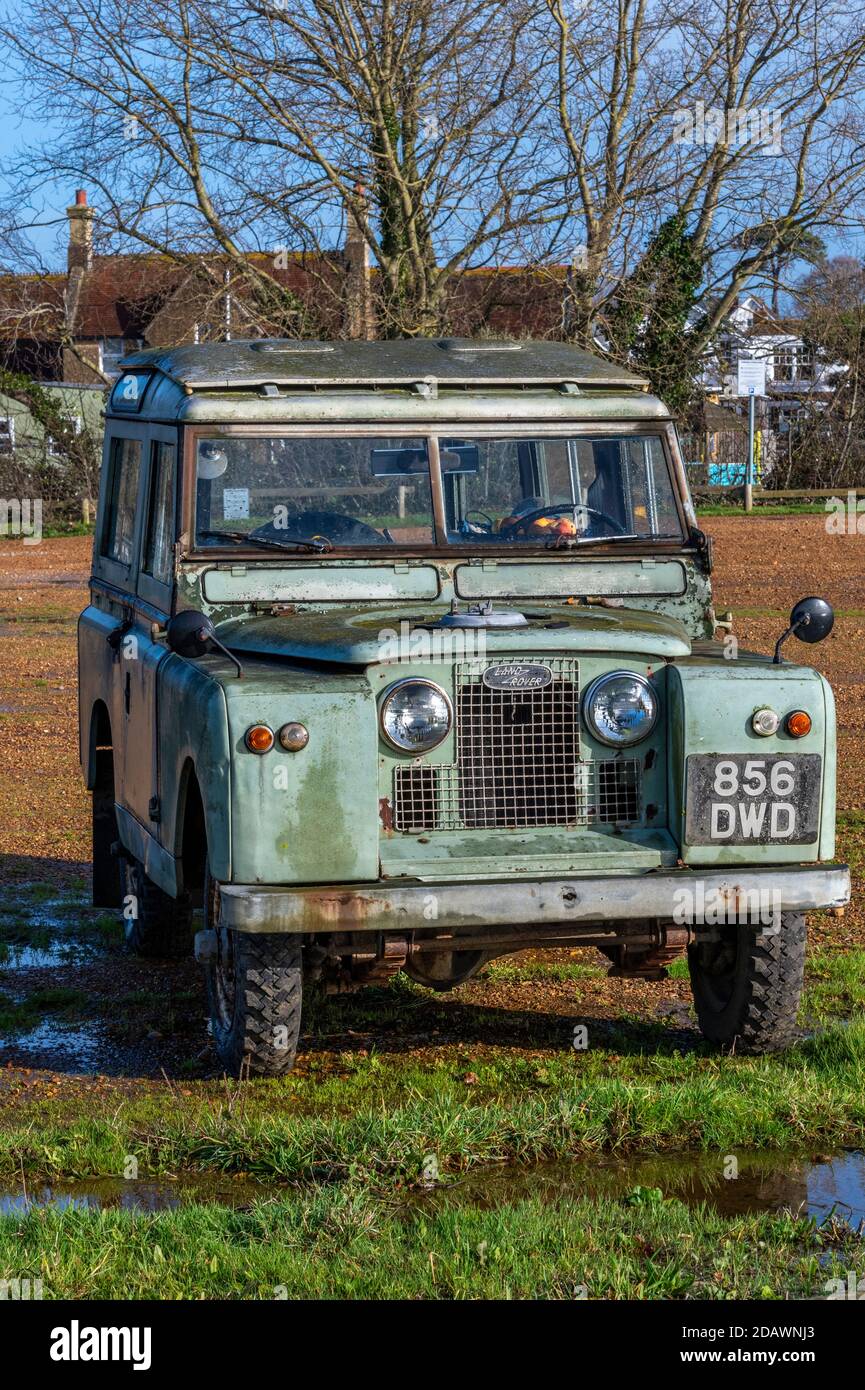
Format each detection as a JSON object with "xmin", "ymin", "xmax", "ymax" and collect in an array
[{"xmin": 0, "ymin": 102, "xmax": 71, "ymax": 265}]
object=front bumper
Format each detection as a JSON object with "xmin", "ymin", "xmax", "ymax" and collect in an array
[{"xmin": 218, "ymin": 865, "xmax": 851, "ymax": 935}]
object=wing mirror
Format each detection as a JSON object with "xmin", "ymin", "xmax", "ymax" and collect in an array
[
  {"xmin": 166, "ymin": 610, "xmax": 243, "ymax": 678},
  {"xmin": 773, "ymin": 596, "xmax": 834, "ymax": 664}
]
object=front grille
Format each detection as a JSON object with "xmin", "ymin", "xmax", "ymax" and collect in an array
[
  {"xmin": 456, "ymin": 658, "xmax": 580, "ymax": 828},
  {"xmin": 391, "ymin": 656, "xmax": 642, "ymax": 832}
]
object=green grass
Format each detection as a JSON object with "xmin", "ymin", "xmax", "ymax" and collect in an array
[
  {"xmin": 485, "ymin": 958, "xmax": 604, "ymax": 983},
  {"xmin": 1, "ymin": 1022, "xmax": 863, "ymax": 1184},
  {"xmin": 1, "ymin": 1185, "xmax": 859, "ymax": 1300},
  {"xmin": 805, "ymin": 950, "xmax": 865, "ymax": 1023},
  {"xmin": 0, "ymin": 987, "xmax": 89, "ymax": 1033},
  {"xmin": 696, "ymin": 502, "xmax": 833, "ymax": 517}
]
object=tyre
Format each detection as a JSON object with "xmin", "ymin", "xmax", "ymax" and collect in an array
[
  {"xmin": 123, "ymin": 857, "xmax": 193, "ymax": 958},
  {"xmin": 687, "ymin": 913, "xmax": 806, "ymax": 1054},
  {"xmin": 204, "ymin": 868, "xmax": 302, "ymax": 1076},
  {"xmin": 92, "ymin": 753, "xmax": 122, "ymax": 908}
]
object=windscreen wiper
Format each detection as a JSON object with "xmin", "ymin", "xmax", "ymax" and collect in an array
[
  {"xmin": 198, "ymin": 529, "xmax": 333, "ymax": 554},
  {"xmin": 545, "ymin": 531, "xmax": 642, "ymax": 549}
]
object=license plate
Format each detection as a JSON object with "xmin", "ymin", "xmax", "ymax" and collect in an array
[{"xmin": 685, "ymin": 754, "xmax": 821, "ymax": 845}]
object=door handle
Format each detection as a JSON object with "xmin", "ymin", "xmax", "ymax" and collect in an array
[{"xmin": 106, "ymin": 618, "xmax": 133, "ymax": 655}]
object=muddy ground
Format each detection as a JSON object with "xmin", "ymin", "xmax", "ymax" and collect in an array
[{"xmin": 0, "ymin": 515, "xmax": 863, "ymax": 1088}]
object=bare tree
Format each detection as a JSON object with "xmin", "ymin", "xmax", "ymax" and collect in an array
[
  {"xmin": 2, "ymin": 0, "xmax": 864, "ymax": 358},
  {"xmin": 0, "ymin": 0, "xmax": 561, "ymax": 337},
  {"xmin": 542, "ymin": 0, "xmax": 865, "ymax": 367},
  {"xmin": 769, "ymin": 255, "xmax": 865, "ymax": 488}
]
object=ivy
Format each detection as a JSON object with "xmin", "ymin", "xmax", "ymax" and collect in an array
[{"xmin": 608, "ymin": 216, "xmax": 705, "ymax": 417}]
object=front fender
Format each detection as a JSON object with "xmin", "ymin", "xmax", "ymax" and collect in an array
[
  {"xmin": 157, "ymin": 654, "xmax": 232, "ymax": 881},
  {"xmin": 667, "ymin": 658, "xmax": 835, "ymax": 866}
]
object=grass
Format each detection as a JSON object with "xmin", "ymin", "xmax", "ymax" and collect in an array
[
  {"xmin": 0, "ymin": 828, "xmax": 860, "ymax": 1300},
  {"xmin": 1, "ymin": 1185, "xmax": 861, "ymax": 1300},
  {"xmin": 486, "ymin": 958, "xmax": 604, "ymax": 983},
  {"xmin": 0, "ymin": 987, "xmax": 89, "ymax": 1033},
  {"xmin": 696, "ymin": 502, "xmax": 835, "ymax": 517},
  {"xmin": 1, "ymin": 1022, "xmax": 863, "ymax": 1185},
  {"xmin": 805, "ymin": 951, "xmax": 865, "ymax": 1023}
]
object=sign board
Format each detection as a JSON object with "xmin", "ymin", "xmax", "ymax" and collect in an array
[{"xmin": 737, "ymin": 358, "xmax": 767, "ymax": 396}]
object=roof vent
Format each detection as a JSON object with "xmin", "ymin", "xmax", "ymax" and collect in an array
[
  {"xmin": 250, "ymin": 339, "xmax": 335, "ymax": 355},
  {"xmin": 436, "ymin": 338, "xmax": 521, "ymax": 354}
]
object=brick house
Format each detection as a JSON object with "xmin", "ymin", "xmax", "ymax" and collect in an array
[{"xmin": 0, "ymin": 191, "xmax": 571, "ymax": 387}]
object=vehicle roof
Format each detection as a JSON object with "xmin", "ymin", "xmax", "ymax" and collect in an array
[
  {"xmin": 109, "ymin": 337, "xmax": 675, "ymax": 426},
  {"xmin": 119, "ymin": 337, "xmax": 650, "ymax": 391}
]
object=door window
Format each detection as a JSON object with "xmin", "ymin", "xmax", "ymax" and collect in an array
[
  {"xmin": 142, "ymin": 441, "xmax": 175, "ymax": 585},
  {"xmin": 101, "ymin": 437, "xmax": 141, "ymax": 566}
]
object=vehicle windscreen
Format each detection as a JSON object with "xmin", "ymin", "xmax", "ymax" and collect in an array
[
  {"xmin": 192, "ymin": 432, "xmax": 682, "ymax": 549},
  {"xmin": 194, "ymin": 435, "xmax": 435, "ymax": 547},
  {"xmin": 440, "ymin": 435, "xmax": 682, "ymax": 543}
]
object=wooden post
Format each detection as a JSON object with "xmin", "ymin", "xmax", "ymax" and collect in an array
[{"xmin": 745, "ymin": 388, "xmax": 755, "ymax": 513}]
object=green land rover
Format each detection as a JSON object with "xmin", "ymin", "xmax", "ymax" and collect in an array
[{"xmin": 78, "ymin": 337, "xmax": 850, "ymax": 1075}]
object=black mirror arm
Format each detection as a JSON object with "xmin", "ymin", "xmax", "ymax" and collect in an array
[
  {"xmin": 773, "ymin": 616, "xmax": 808, "ymax": 664},
  {"xmin": 209, "ymin": 635, "xmax": 243, "ymax": 679}
]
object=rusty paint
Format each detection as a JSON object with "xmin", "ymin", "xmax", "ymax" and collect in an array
[{"xmin": 379, "ymin": 796, "xmax": 394, "ymax": 832}]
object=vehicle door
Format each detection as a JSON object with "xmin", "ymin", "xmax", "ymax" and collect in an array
[
  {"xmin": 123, "ymin": 427, "xmax": 179, "ymax": 830},
  {"xmin": 84, "ymin": 424, "xmax": 148, "ymax": 811}
]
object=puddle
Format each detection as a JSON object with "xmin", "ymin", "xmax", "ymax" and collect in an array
[
  {"xmin": 416, "ymin": 1150, "xmax": 865, "ymax": 1228},
  {"xmin": 1, "ymin": 1151, "xmax": 863, "ymax": 1223},
  {"xmin": 0, "ymin": 1019, "xmax": 107, "ymax": 1071},
  {"xmin": 0, "ymin": 1174, "xmax": 267, "ymax": 1214},
  {"xmin": 0, "ymin": 939, "xmax": 97, "ymax": 970}
]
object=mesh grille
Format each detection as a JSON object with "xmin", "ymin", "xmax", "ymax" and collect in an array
[
  {"xmin": 595, "ymin": 758, "xmax": 641, "ymax": 823},
  {"xmin": 456, "ymin": 659, "xmax": 580, "ymax": 828},
  {"xmin": 390, "ymin": 657, "xmax": 642, "ymax": 833},
  {"xmin": 393, "ymin": 758, "xmax": 640, "ymax": 832}
]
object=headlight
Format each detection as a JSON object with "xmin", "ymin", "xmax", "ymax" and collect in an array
[
  {"xmin": 582, "ymin": 670, "xmax": 658, "ymax": 747},
  {"xmin": 380, "ymin": 679, "xmax": 452, "ymax": 753}
]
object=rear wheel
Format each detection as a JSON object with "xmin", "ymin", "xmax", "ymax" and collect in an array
[
  {"xmin": 123, "ymin": 857, "xmax": 193, "ymax": 958},
  {"xmin": 92, "ymin": 751, "xmax": 122, "ymax": 908},
  {"xmin": 687, "ymin": 914, "xmax": 806, "ymax": 1054},
  {"xmin": 204, "ymin": 868, "xmax": 303, "ymax": 1076}
]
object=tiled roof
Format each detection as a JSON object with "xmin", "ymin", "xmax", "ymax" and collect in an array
[{"xmin": 0, "ymin": 252, "xmax": 574, "ymax": 345}]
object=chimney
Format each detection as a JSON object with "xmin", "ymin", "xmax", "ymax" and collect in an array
[
  {"xmin": 67, "ymin": 189, "xmax": 95, "ymax": 272},
  {"xmin": 343, "ymin": 186, "xmax": 372, "ymax": 340}
]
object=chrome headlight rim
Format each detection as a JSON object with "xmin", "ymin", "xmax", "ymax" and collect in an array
[
  {"xmin": 379, "ymin": 677, "xmax": 454, "ymax": 754},
  {"xmin": 582, "ymin": 669, "xmax": 659, "ymax": 748}
]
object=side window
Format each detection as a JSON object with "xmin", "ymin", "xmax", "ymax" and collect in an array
[
  {"xmin": 101, "ymin": 437, "xmax": 142, "ymax": 566},
  {"xmin": 142, "ymin": 441, "xmax": 176, "ymax": 586}
]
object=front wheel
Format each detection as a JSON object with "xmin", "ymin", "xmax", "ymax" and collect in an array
[
  {"xmin": 687, "ymin": 913, "xmax": 806, "ymax": 1054},
  {"xmin": 204, "ymin": 870, "xmax": 302, "ymax": 1076}
]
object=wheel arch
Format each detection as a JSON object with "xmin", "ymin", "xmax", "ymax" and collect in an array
[
  {"xmin": 84, "ymin": 698, "xmax": 113, "ymax": 791},
  {"xmin": 175, "ymin": 758, "xmax": 208, "ymax": 900}
]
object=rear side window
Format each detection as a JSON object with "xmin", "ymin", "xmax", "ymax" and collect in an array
[
  {"xmin": 101, "ymin": 437, "xmax": 141, "ymax": 566},
  {"xmin": 142, "ymin": 441, "xmax": 175, "ymax": 586}
]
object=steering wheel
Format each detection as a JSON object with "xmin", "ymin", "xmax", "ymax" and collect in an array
[
  {"xmin": 460, "ymin": 509, "xmax": 495, "ymax": 533},
  {"xmin": 251, "ymin": 509, "xmax": 390, "ymax": 546},
  {"xmin": 499, "ymin": 501, "xmax": 627, "ymax": 540}
]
